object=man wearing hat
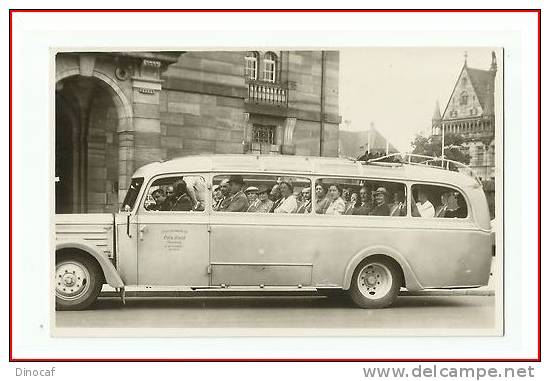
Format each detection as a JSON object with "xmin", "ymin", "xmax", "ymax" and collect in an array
[
  {"xmin": 221, "ymin": 175, "xmax": 249, "ymax": 212},
  {"xmin": 248, "ymin": 185, "xmax": 273, "ymax": 213},
  {"xmin": 245, "ymin": 186, "xmax": 260, "ymax": 212},
  {"xmin": 370, "ymin": 187, "xmax": 390, "ymax": 216}
]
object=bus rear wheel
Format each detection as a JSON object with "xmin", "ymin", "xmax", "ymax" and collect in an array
[
  {"xmin": 349, "ymin": 256, "xmax": 401, "ymax": 309},
  {"xmin": 55, "ymin": 253, "xmax": 103, "ymax": 311}
]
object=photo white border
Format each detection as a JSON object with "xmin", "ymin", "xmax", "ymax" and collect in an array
[{"xmin": 10, "ymin": 10, "xmax": 539, "ymax": 360}]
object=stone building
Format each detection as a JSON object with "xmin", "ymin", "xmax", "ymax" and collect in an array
[
  {"xmin": 431, "ymin": 52, "xmax": 497, "ymax": 217},
  {"xmin": 55, "ymin": 51, "xmax": 340, "ymax": 213},
  {"xmin": 339, "ymin": 121, "xmax": 398, "ymax": 159},
  {"xmin": 431, "ymin": 52, "xmax": 497, "ymax": 182}
]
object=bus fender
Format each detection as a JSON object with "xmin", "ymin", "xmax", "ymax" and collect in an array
[
  {"xmin": 56, "ymin": 241, "xmax": 124, "ymax": 288},
  {"xmin": 342, "ymin": 245, "xmax": 423, "ymax": 291}
]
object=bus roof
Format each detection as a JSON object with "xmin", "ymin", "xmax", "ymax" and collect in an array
[{"xmin": 132, "ymin": 154, "xmax": 479, "ymax": 188}]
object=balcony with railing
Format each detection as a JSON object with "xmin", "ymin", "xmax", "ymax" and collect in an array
[{"xmin": 246, "ymin": 80, "xmax": 288, "ymax": 106}]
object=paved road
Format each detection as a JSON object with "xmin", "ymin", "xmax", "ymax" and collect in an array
[{"xmin": 56, "ymin": 295, "xmax": 495, "ymax": 330}]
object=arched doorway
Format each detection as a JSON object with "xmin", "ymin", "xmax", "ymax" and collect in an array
[{"xmin": 55, "ymin": 76, "xmax": 122, "ymax": 214}]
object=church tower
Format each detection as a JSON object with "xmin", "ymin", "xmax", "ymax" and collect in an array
[{"xmin": 431, "ymin": 100, "xmax": 442, "ymax": 135}]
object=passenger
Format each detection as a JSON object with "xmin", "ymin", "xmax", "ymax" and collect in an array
[
  {"xmin": 314, "ymin": 183, "xmax": 330, "ymax": 214},
  {"xmin": 352, "ymin": 186, "xmax": 372, "ymax": 215},
  {"xmin": 212, "ymin": 185, "xmax": 222, "ymax": 204},
  {"xmin": 245, "ymin": 186, "xmax": 260, "ymax": 212},
  {"xmin": 345, "ymin": 192, "xmax": 358, "ymax": 214},
  {"xmin": 294, "ymin": 189, "xmax": 303, "ymax": 204},
  {"xmin": 274, "ymin": 181, "xmax": 298, "ymax": 213},
  {"xmin": 342, "ymin": 188, "xmax": 351, "ymax": 204},
  {"xmin": 182, "ymin": 176, "xmax": 208, "ymax": 211},
  {"xmin": 213, "ymin": 179, "xmax": 230, "ymax": 211},
  {"xmin": 324, "ymin": 184, "xmax": 346, "ymax": 215},
  {"xmin": 268, "ymin": 183, "xmax": 283, "ymax": 212},
  {"xmin": 222, "ymin": 175, "xmax": 249, "ymax": 212},
  {"xmin": 415, "ymin": 189, "xmax": 435, "ymax": 218},
  {"xmin": 390, "ymin": 190, "xmax": 406, "ymax": 216},
  {"xmin": 296, "ymin": 187, "xmax": 312, "ymax": 213},
  {"xmin": 245, "ymin": 186, "xmax": 259, "ymax": 203},
  {"xmin": 435, "ymin": 192, "xmax": 450, "ymax": 218},
  {"xmin": 166, "ymin": 185, "xmax": 174, "ymax": 199},
  {"xmin": 249, "ymin": 186, "xmax": 273, "ymax": 213},
  {"xmin": 149, "ymin": 189, "xmax": 171, "ymax": 211},
  {"xmin": 171, "ymin": 180, "xmax": 193, "ymax": 211},
  {"xmin": 370, "ymin": 187, "xmax": 391, "ymax": 216},
  {"xmin": 446, "ymin": 194, "xmax": 467, "ymax": 218}
]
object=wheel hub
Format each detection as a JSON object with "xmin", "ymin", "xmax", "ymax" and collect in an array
[
  {"xmin": 56, "ymin": 261, "xmax": 90, "ymax": 300},
  {"xmin": 357, "ymin": 262, "xmax": 393, "ymax": 300},
  {"xmin": 62, "ymin": 274, "xmax": 76, "ymax": 287}
]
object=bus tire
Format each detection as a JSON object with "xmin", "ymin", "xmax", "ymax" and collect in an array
[
  {"xmin": 349, "ymin": 256, "xmax": 401, "ymax": 309},
  {"xmin": 55, "ymin": 252, "xmax": 103, "ymax": 311}
]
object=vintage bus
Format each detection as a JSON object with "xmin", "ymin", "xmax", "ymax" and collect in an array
[{"xmin": 55, "ymin": 154, "xmax": 493, "ymax": 310}]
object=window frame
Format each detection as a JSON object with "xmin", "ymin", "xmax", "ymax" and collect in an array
[
  {"xmin": 409, "ymin": 182, "xmax": 471, "ymax": 220},
  {"xmin": 460, "ymin": 91, "xmax": 469, "ymax": 105},
  {"xmin": 252, "ymin": 124, "xmax": 276, "ymax": 145},
  {"xmin": 245, "ymin": 52, "xmax": 258, "ymax": 80},
  {"xmin": 138, "ymin": 172, "xmax": 210, "ymax": 214},
  {"xmin": 263, "ymin": 52, "xmax": 277, "ymax": 83},
  {"xmin": 313, "ymin": 176, "xmax": 409, "ymax": 218},
  {"xmin": 210, "ymin": 172, "xmax": 313, "ymax": 215},
  {"xmin": 121, "ymin": 177, "xmax": 145, "ymax": 212}
]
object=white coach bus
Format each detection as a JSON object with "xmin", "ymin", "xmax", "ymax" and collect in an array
[{"xmin": 55, "ymin": 154, "xmax": 493, "ymax": 310}]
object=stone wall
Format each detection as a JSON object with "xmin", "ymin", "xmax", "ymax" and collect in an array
[
  {"xmin": 86, "ymin": 86, "xmax": 119, "ymax": 213},
  {"xmin": 160, "ymin": 52, "xmax": 248, "ymax": 158},
  {"xmin": 287, "ymin": 51, "xmax": 340, "ymax": 156}
]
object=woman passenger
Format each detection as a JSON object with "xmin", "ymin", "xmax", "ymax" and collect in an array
[
  {"xmin": 274, "ymin": 182, "xmax": 298, "ymax": 213},
  {"xmin": 370, "ymin": 187, "xmax": 391, "ymax": 216},
  {"xmin": 324, "ymin": 184, "xmax": 346, "ymax": 215},
  {"xmin": 314, "ymin": 183, "xmax": 330, "ymax": 214},
  {"xmin": 249, "ymin": 186, "xmax": 273, "ymax": 213},
  {"xmin": 345, "ymin": 192, "xmax": 358, "ymax": 215}
]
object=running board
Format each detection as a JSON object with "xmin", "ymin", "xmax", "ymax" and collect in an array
[{"xmin": 100, "ymin": 285, "xmax": 320, "ymax": 298}]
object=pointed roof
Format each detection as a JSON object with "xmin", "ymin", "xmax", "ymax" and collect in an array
[
  {"xmin": 465, "ymin": 67, "xmax": 493, "ymax": 111},
  {"xmin": 441, "ymin": 58, "xmax": 496, "ymax": 119},
  {"xmin": 432, "ymin": 101, "xmax": 441, "ymax": 120}
]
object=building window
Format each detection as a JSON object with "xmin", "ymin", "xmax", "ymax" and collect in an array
[
  {"xmin": 470, "ymin": 108, "xmax": 477, "ymax": 116},
  {"xmin": 245, "ymin": 51, "xmax": 259, "ymax": 80},
  {"xmin": 476, "ymin": 145, "xmax": 484, "ymax": 165},
  {"xmin": 460, "ymin": 91, "xmax": 468, "ymax": 105},
  {"xmin": 252, "ymin": 124, "xmax": 276, "ymax": 145},
  {"xmin": 263, "ymin": 52, "xmax": 277, "ymax": 83}
]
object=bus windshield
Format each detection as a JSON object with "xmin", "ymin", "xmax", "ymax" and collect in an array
[{"xmin": 121, "ymin": 177, "xmax": 144, "ymax": 211}]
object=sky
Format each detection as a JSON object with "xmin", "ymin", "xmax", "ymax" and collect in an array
[{"xmin": 339, "ymin": 47, "xmax": 502, "ymax": 152}]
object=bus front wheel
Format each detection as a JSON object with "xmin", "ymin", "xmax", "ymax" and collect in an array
[
  {"xmin": 55, "ymin": 253, "xmax": 103, "ymax": 311},
  {"xmin": 349, "ymin": 256, "xmax": 401, "ymax": 309}
]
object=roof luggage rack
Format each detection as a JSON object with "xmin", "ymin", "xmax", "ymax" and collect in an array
[{"xmin": 358, "ymin": 153, "xmax": 482, "ymax": 186}]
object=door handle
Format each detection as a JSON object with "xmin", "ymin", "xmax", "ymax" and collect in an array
[{"xmin": 139, "ymin": 225, "xmax": 147, "ymax": 240}]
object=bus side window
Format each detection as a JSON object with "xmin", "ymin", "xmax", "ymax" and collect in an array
[
  {"xmin": 212, "ymin": 174, "xmax": 311, "ymax": 214},
  {"xmin": 317, "ymin": 178, "xmax": 406, "ymax": 217},
  {"xmin": 411, "ymin": 184, "xmax": 468, "ymax": 218},
  {"xmin": 144, "ymin": 175, "xmax": 206, "ymax": 212}
]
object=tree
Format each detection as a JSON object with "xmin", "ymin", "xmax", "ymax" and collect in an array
[{"xmin": 410, "ymin": 133, "xmax": 471, "ymax": 165}]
